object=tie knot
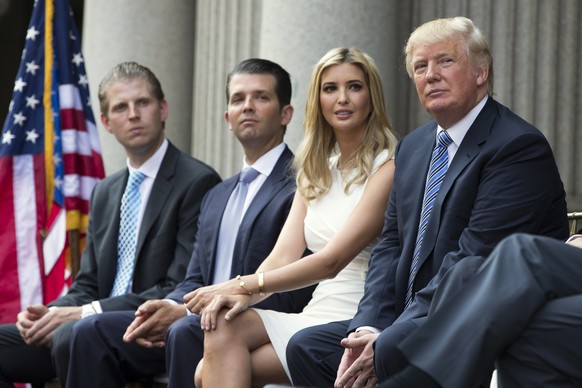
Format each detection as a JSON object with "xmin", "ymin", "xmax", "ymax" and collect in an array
[
  {"xmin": 437, "ymin": 130, "xmax": 453, "ymax": 148},
  {"xmin": 128, "ymin": 171, "xmax": 146, "ymax": 188},
  {"xmin": 239, "ymin": 167, "xmax": 260, "ymax": 184}
]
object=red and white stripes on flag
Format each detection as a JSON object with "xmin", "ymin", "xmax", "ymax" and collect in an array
[
  {"xmin": 0, "ymin": 0, "xmax": 104, "ymax": 323},
  {"xmin": 0, "ymin": 155, "xmax": 44, "ymax": 321}
]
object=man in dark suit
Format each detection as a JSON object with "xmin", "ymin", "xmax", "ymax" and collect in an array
[
  {"xmin": 286, "ymin": 17, "xmax": 569, "ymax": 387},
  {"xmin": 0, "ymin": 61, "xmax": 221, "ymax": 387},
  {"xmin": 64, "ymin": 58, "xmax": 314, "ymax": 388},
  {"xmin": 381, "ymin": 233, "xmax": 582, "ymax": 388}
]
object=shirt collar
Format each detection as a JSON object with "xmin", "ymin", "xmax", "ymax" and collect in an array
[
  {"xmin": 437, "ymin": 95, "xmax": 488, "ymax": 147},
  {"xmin": 242, "ymin": 142, "xmax": 286, "ymax": 177},
  {"xmin": 126, "ymin": 138, "xmax": 168, "ymax": 179}
]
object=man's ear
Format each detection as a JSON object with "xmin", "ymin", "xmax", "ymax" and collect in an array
[
  {"xmin": 224, "ymin": 110, "xmax": 233, "ymax": 131},
  {"xmin": 160, "ymin": 99, "xmax": 169, "ymax": 123},
  {"xmin": 281, "ymin": 104, "xmax": 294, "ymax": 126},
  {"xmin": 100, "ymin": 113, "xmax": 113, "ymax": 133},
  {"xmin": 476, "ymin": 66, "xmax": 489, "ymax": 87}
]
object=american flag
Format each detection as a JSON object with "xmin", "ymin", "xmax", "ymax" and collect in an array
[{"xmin": 0, "ymin": 0, "xmax": 105, "ymax": 323}]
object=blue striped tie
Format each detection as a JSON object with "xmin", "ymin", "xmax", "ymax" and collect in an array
[
  {"xmin": 111, "ymin": 170, "xmax": 146, "ymax": 296},
  {"xmin": 405, "ymin": 130, "xmax": 453, "ymax": 307}
]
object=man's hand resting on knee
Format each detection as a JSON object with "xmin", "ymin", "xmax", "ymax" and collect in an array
[
  {"xmin": 123, "ymin": 300, "xmax": 187, "ymax": 348},
  {"xmin": 335, "ymin": 330, "xmax": 380, "ymax": 388}
]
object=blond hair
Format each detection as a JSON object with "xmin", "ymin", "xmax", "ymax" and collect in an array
[
  {"xmin": 294, "ymin": 48, "xmax": 397, "ymax": 201},
  {"xmin": 404, "ymin": 16, "xmax": 494, "ymax": 95}
]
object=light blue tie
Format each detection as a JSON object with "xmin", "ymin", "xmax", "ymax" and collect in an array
[
  {"xmin": 405, "ymin": 130, "xmax": 453, "ymax": 307},
  {"xmin": 212, "ymin": 167, "xmax": 260, "ymax": 284},
  {"xmin": 111, "ymin": 170, "xmax": 146, "ymax": 297}
]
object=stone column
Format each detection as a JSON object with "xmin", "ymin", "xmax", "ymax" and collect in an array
[
  {"xmin": 191, "ymin": 0, "xmax": 262, "ymax": 178},
  {"xmin": 82, "ymin": 0, "xmax": 196, "ymax": 175}
]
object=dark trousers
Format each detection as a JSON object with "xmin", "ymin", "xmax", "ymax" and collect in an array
[
  {"xmin": 66, "ymin": 311, "xmax": 204, "ymax": 388},
  {"xmin": 0, "ymin": 320, "xmax": 75, "ymax": 387},
  {"xmin": 286, "ymin": 318, "xmax": 412, "ymax": 387},
  {"xmin": 286, "ymin": 320, "xmax": 348, "ymax": 387},
  {"xmin": 165, "ymin": 314, "xmax": 204, "ymax": 388},
  {"xmin": 66, "ymin": 311, "xmax": 165, "ymax": 388},
  {"xmin": 497, "ymin": 294, "xmax": 582, "ymax": 387},
  {"xmin": 399, "ymin": 233, "xmax": 582, "ymax": 388}
]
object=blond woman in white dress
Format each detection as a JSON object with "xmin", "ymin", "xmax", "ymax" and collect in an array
[{"xmin": 186, "ymin": 47, "xmax": 398, "ymax": 388}]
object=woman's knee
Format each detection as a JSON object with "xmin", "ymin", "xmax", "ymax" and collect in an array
[
  {"xmin": 203, "ymin": 310, "xmax": 245, "ymax": 351},
  {"xmin": 194, "ymin": 359, "xmax": 204, "ymax": 387}
]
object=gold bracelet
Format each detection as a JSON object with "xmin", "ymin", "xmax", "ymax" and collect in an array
[
  {"xmin": 236, "ymin": 275, "xmax": 252, "ymax": 295},
  {"xmin": 258, "ymin": 272, "xmax": 265, "ymax": 296}
]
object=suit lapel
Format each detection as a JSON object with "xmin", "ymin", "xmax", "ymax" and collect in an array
[
  {"xmin": 135, "ymin": 143, "xmax": 178, "ymax": 257},
  {"xmin": 231, "ymin": 146, "xmax": 293, "ymax": 276},
  {"xmin": 102, "ymin": 171, "xmax": 128, "ymax": 287},
  {"xmin": 418, "ymin": 99, "xmax": 497, "ymax": 263}
]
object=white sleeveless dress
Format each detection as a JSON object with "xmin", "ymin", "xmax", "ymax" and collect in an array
[{"xmin": 254, "ymin": 149, "xmax": 389, "ymax": 379}]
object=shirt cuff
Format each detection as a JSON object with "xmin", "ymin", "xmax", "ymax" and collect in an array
[
  {"xmin": 356, "ymin": 326, "xmax": 381, "ymax": 334},
  {"xmin": 81, "ymin": 303, "xmax": 96, "ymax": 319},
  {"xmin": 91, "ymin": 301, "xmax": 103, "ymax": 314},
  {"xmin": 162, "ymin": 299, "xmax": 192, "ymax": 316}
]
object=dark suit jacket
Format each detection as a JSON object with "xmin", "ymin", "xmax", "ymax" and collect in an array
[
  {"xmin": 51, "ymin": 142, "xmax": 221, "ymax": 311},
  {"xmin": 350, "ymin": 98, "xmax": 569, "ymax": 332},
  {"xmin": 167, "ymin": 145, "xmax": 314, "ymax": 313}
]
